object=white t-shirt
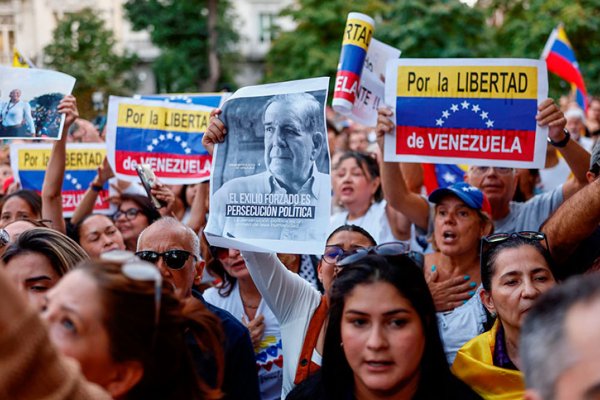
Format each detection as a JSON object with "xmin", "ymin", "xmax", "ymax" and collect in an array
[
  {"xmin": 204, "ymin": 283, "xmax": 283, "ymax": 400},
  {"xmin": 241, "ymin": 251, "xmax": 322, "ymax": 397}
]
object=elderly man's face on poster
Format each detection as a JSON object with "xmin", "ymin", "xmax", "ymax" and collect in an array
[{"xmin": 263, "ymin": 100, "xmax": 321, "ymax": 189}]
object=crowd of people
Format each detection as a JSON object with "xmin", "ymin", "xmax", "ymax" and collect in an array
[{"xmin": 0, "ymin": 85, "xmax": 599, "ymax": 400}]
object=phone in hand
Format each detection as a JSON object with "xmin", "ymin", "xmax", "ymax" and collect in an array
[{"xmin": 135, "ymin": 163, "xmax": 163, "ymax": 209}]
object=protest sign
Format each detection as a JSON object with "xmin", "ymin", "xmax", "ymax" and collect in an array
[
  {"xmin": 205, "ymin": 77, "xmax": 331, "ymax": 254},
  {"xmin": 10, "ymin": 143, "xmax": 109, "ymax": 217},
  {"xmin": 384, "ymin": 59, "xmax": 548, "ymax": 168},
  {"xmin": 0, "ymin": 66, "xmax": 75, "ymax": 140},
  {"xmin": 351, "ymin": 39, "xmax": 401, "ymax": 126},
  {"xmin": 333, "ymin": 12, "xmax": 375, "ymax": 115},
  {"xmin": 106, "ymin": 97, "xmax": 213, "ymax": 185},
  {"xmin": 136, "ymin": 92, "xmax": 231, "ymax": 108}
]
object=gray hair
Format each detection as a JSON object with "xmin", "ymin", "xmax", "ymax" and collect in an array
[
  {"xmin": 520, "ymin": 273, "xmax": 600, "ymax": 400},
  {"xmin": 137, "ymin": 217, "xmax": 200, "ymax": 259}
]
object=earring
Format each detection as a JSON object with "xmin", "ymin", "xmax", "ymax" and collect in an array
[
  {"xmin": 340, "ymin": 342, "xmax": 344, "ymax": 347},
  {"xmin": 490, "ymin": 311, "xmax": 497, "ymax": 319}
]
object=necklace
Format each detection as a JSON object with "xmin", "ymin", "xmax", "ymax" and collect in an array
[{"xmin": 240, "ymin": 295, "xmax": 260, "ymax": 309}]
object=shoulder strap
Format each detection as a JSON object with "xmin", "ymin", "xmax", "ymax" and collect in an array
[{"xmin": 293, "ymin": 295, "xmax": 328, "ymax": 385}]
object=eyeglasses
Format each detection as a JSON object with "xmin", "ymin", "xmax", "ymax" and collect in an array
[
  {"xmin": 122, "ymin": 261, "xmax": 163, "ymax": 328},
  {"xmin": 336, "ymin": 242, "xmax": 411, "ymax": 267},
  {"xmin": 470, "ymin": 166, "xmax": 514, "ymax": 176},
  {"xmin": 480, "ymin": 231, "xmax": 548, "ymax": 266},
  {"xmin": 113, "ymin": 208, "xmax": 142, "ymax": 221},
  {"xmin": 321, "ymin": 245, "xmax": 363, "ymax": 264},
  {"xmin": 135, "ymin": 249, "xmax": 197, "ymax": 270}
]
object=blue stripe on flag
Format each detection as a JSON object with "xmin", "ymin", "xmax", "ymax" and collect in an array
[
  {"xmin": 551, "ymin": 40, "xmax": 577, "ymax": 64},
  {"xmin": 115, "ymin": 127, "xmax": 208, "ymax": 156},
  {"xmin": 395, "ymin": 97, "xmax": 538, "ymax": 131}
]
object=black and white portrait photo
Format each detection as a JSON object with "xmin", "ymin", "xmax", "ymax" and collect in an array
[{"xmin": 205, "ymin": 77, "xmax": 331, "ymax": 253}]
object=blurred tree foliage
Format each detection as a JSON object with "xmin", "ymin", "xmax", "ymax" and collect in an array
[
  {"xmin": 484, "ymin": 0, "xmax": 600, "ymax": 97},
  {"xmin": 44, "ymin": 9, "xmax": 138, "ymax": 119},
  {"xmin": 266, "ymin": 0, "xmax": 600, "ymax": 100},
  {"xmin": 124, "ymin": 0, "xmax": 239, "ymax": 93}
]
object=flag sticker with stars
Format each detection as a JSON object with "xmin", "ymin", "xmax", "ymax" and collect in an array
[
  {"xmin": 384, "ymin": 58, "xmax": 548, "ymax": 168},
  {"xmin": 10, "ymin": 143, "xmax": 110, "ymax": 217},
  {"xmin": 106, "ymin": 96, "xmax": 214, "ymax": 184}
]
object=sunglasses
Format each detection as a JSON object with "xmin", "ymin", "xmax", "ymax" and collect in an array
[
  {"xmin": 113, "ymin": 208, "xmax": 142, "ymax": 221},
  {"xmin": 480, "ymin": 231, "xmax": 548, "ymax": 265},
  {"xmin": 135, "ymin": 249, "xmax": 197, "ymax": 270},
  {"xmin": 336, "ymin": 242, "xmax": 411, "ymax": 267}
]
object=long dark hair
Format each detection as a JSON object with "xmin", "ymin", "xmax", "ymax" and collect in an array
[
  {"xmin": 321, "ymin": 254, "xmax": 470, "ymax": 399},
  {"xmin": 79, "ymin": 260, "xmax": 224, "ymax": 399}
]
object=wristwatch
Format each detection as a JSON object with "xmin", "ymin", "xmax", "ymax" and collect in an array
[{"xmin": 548, "ymin": 129, "xmax": 571, "ymax": 148}]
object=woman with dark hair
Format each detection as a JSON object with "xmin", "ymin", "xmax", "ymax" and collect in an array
[
  {"xmin": 330, "ymin": 151, "xmax": 413, "ymax": 246},
  {"xmin": 113, "ymin": 194, "xmax": 161, "ymax": 251},
  {"xmin": 288, "ymin": 253, "xmax": 481, "ymax": 399},
  {"xmin": 239, "ymin": 224, "xmax": 377, "ymax": 396},
  {"xmin": 452, "ymin": 232, "xmax": 557, "ymax": 399},
  {"xmin": 42, "ymin": 259, "xmax": 224, "ymax": 399},
  {"xmin": 71, "ymin": 214, "xmax": 126, "ymax": 259},
  {"xmin": 0, "ymin": 189, "xmax": 42, "ymax": 227},
  {"xmin": 2, "ymin": 227, "xmax": 89, "ymax": 309}
]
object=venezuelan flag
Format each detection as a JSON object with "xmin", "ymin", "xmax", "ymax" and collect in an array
[
  {"xmin": 542, "ymin": 24, "xmax": 587, "ymax": 111},
  {"xmin": 393, "ymin": 63, "xmax": 540, "ymax": 163},
  {"xmin": 422, "ymin": 163, "xmax": 468, "ymax": 195}
]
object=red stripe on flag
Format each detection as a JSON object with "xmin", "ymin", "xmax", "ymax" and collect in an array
[
  {"xmin": 395, "ymin": 126, "xmax": 536, "ymax": 161},
  {"xmin": 114, "ymin": 151, "xmax": 212, "ymax": 179},
  {"xmin": 62, "ymin": 190, "xmax": 110, "ymax": 213},
  {"xmin": 546, "ymin": 53, "xmax": 587, "ymax": 94}
]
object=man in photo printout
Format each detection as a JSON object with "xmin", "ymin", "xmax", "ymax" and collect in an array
[
  {"xmin": 0, "ymin": 89, "xmax": 35, "ymax": 137},
  {"xmin": 207, "ymin": 92, "xmax": 330, "ymax": 241}
]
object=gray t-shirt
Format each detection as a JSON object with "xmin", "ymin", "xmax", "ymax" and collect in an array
[{"xmin": 493, "ymin": 185, "xmax": 564, "ymax": 233}]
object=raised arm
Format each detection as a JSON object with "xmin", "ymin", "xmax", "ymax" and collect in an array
[
  {"xmin": 41, "ymin": 95, "xmax": 78, "ymax": 233},
  {"xmin": 71, "ymin": 156, "xmax": 114, "ymax": 225},
  {"xmin": 542, "ymin": 176, "xmax": 600, "ymax": 264},
  {"xmin": 186, "ymin": 182, "xmax": 209, "ymax": 234},
  {"xmin": 377, "ymin": 107, "xmax": 431, "ymax": 231},
  {"xmin": 538, "ymin": 98, "xmax": 590, "ymax": 199}
]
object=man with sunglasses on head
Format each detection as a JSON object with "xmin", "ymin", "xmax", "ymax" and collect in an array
[
  {"xmin": 136, "ymin": 217, "xmax": 260, "ymax": 400},
  {"xmin": 376, "ymin": 98, "xmax": 590, "ymax": 234}
]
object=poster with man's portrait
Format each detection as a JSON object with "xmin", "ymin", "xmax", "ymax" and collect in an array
[
  {"xmin": 0, "ymin": 66, "xmax": 75, "ymax": 140},
  {"xmin": 205, "ymin": 77, "xmax": 331, "ymax": 254}
]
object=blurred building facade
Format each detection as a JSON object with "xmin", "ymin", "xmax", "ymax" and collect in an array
[{"xmin": 0, "ymin": 0, "xmax": 292, "ymax": 92}]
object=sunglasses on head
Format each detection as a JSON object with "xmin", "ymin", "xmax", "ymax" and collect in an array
[
  {"xmin": 480, "ymin": 231, "xmax": 548, "ymax": 264},
  {"xmin": 135, "ymin": 249, "xmax": 197, "ymax": 270},
  {"xmin": 335, "ymin": 242, "xmax": 411, "ymax": 267}
]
